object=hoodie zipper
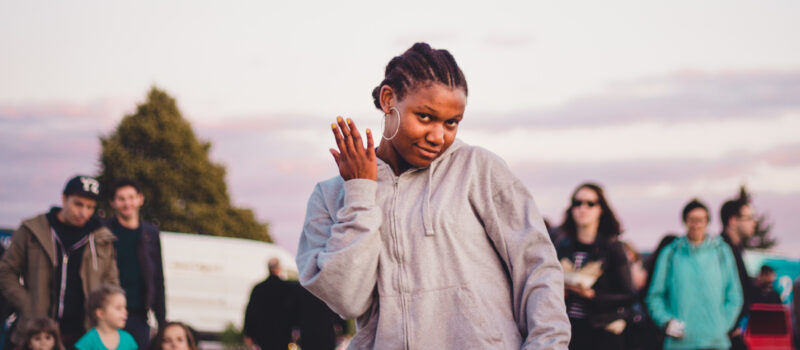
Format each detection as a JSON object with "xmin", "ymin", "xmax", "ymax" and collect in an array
[
  {"xmin": 389, "ymin": 175, "xmax": 411, "ymax": 350},
  {"xmin": 51, "ymin": 229, "xmax": 92, "ymax": 320}
]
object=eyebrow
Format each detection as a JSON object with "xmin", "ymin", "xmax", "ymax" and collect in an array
[
  {"xmin": 418, "ymin": 104, "xmax": 463, "ymax": 119},
  {"xmin": 420, "ymin": 105, "xmax": 438, "ymax": 113}
]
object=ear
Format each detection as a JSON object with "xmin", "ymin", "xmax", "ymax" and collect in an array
[
  {"xmin": 379, "ymin": 85, "xmax": 397, "ymax": 114},
  {"xmin": 136, "ymin": 193, "xmax": 145, "ymax": 206},
  {"xmin": 62, "ymin": 194, "xmax": 68, "ymax": 206}
]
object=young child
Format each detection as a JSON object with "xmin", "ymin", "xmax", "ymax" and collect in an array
[
  {"xmin": 22, "ymin": 317, "xmax": 65, "ymax": 350},
  {"xmin": 75, "ymin": 285, "xmax": 138, "ymax": 350},
  {"xmin": 148, "ymin": 322, "xmax": 197, "ymax": 350}
]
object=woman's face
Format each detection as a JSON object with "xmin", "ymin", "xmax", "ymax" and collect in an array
[
  {"xmin": 571, "ymin": 187, "xmax": 602, "ymax": 228},
  {"xmin": 162, "ymin": 325, "xmax": 191, "ymax": 350},
  {"xmin": 383, "ymin": 83, "xmax": 466, "ymax": 171},
  {"xmin": 685, "ymin": 207, "xmax": 708, "ymax": 242}
]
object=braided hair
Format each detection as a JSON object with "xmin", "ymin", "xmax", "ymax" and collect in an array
[{"xmin": 372, "ymin": 42, "xmax": 468, "ymax": 109}]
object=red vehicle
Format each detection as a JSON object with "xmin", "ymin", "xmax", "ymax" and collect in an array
[{"xmin": 744, "ymin": 303, "xmax": 794, "ymax": 350}]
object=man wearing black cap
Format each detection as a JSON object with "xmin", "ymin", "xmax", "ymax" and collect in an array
[{"xmin": 0, "ymin": 175, "xmax": 119, "ymax": 349}]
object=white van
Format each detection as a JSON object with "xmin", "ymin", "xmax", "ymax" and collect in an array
[{"xmin": 160, "ymin": 232, "xmax": 297, "ymax": 334}]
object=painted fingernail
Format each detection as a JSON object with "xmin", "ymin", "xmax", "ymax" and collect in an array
[
  {"xmin": 336, "ymin": 116, "xmax": 343, "ymax": 123},
  {"xmin": 366, "ymin": 128, "xmax": 371, "ymax": 134},
  {"xmin": 331, "ymin": 123, "xmax": 337, "ymax": 129},
  {"xmin": 346, "ymin": 118, "xmax": 352, "ymax": 125}
]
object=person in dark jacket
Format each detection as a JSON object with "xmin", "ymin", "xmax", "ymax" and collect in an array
[
  {"xmin": 244, "ymin": 258, "xmax": 295, "ymax": 350},
  {"xmin": 555, "ymin": 182, "xmax": 636, "ymax": 350},
  {"xmin": 752, "ymin": 265, "xmax": 782, "ymax": 305},
  {"xmin": 0, "ymin": 175, "xmax": 119, "ymax": 349},
  {"xmin": 719, "ymin": 197, "xmax": 757, "ymax": 349},
  {"xmin": 107, "ymin": 178, "xmax": 166, "ymax": 349},
  {"xmin": 292, "ymin": 281, "xmax": 341, "ymax": 350}
]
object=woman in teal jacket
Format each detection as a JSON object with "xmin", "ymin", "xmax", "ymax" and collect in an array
[{"xmin": 646, "ymin": 199, "xmax": 742, "ymax": 350}]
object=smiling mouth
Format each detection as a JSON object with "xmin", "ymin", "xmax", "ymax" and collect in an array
[{"xmin": 415, "ymin": 145, "xmax": 440, "ymax": 158}]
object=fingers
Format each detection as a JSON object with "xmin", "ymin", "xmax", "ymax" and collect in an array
[
  {"xmin": 329, "ymin": 148, "xmax": 341, "ymax": 165},
  {"xmin": 349, "ymin": 119, "xmax": 364, "ymax": 150},
  {"xmin": 337, "ymin": 116, "xmax": 356, "ymax": 155},
  {"xmin": 366, "ymin": 128, "xmax": 375, "ymax": 158},
  {"xmin": 331, "ymin": 122, "xmax": 346, "ymax": 155}
]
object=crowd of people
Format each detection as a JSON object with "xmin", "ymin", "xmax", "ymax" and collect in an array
[
  {"xmin": 293, "ymin": 42, "xmax": 796, "ymax": 350},
  {"xmin": 0, "ymin": 175, "xmax": 197, "ymax": 350},
  {"xmin": 551, "ymin": 182, "xmax": 791, "ymax": 350},
  {"xmin": 1, "ymin": 41, "xmax": 797, "ymax": 350},
  {"xmin": 0, "ymin": 173, "xmax": 355, "ymax": 350}
]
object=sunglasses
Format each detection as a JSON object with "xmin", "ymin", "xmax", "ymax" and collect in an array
[{"xmin": 571, "ymin": 199, "xmax": 599, "ymax": 208}]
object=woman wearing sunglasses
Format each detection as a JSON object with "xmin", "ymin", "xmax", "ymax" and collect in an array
[
  {"xmin": 555, "ymin": 183, "xmax": 636, "ymax": 350},
  {"xmin": 296, "ymin": 43, "xmax": 570, "ymax": 349}
]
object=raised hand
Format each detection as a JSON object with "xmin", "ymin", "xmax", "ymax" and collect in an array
[{"xmin": 330, "ymin": 116, "xmax": 377, "ymax": 181}]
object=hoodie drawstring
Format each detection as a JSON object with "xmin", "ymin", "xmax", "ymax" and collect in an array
[{"xmin": 422, "ymin": 162, "xmax": 436, "ymax": 236}]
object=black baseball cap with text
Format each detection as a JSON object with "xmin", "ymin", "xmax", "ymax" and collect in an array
[{"xmin": 63, "ymin": 175, "xmax": 101, "ymax": 201}]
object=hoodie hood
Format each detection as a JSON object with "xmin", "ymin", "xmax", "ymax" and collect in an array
[{"xmin": 378, "ymin": 139, "xmax": 466, "ymax": 236}]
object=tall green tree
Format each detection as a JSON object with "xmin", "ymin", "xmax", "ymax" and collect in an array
[
  {"xmin": 97, "ymin": 87, "xmax": 271, "ymax": 242},
  {"xmin": 737, "ymin": 185, "xmax": 776, "ymax": 250}
]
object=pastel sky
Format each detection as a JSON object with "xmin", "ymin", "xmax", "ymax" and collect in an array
[{"xmin": 2, "ymin": 1, "xmax": 799, "ymax": 256}]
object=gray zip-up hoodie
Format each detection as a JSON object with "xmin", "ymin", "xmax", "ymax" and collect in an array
[{"xmin": 297, "ymin": 139, "xmax": 570, "ymax": 349}]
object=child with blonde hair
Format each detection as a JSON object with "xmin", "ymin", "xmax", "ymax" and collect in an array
[
  {"xmin": 22, "ymin": 317, "xmax": 65, "ymax": 350},
  {"xmin": 75, "ymin": 285, "xmax": 138, "ymax": 350}
]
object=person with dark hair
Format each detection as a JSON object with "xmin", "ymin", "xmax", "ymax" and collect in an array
[
  {"xmin": 752, "ymin": 265, "xmax": 782, "ymax": 305},
  {"xmin": 107, "ymin": 178, "xmax": 166, "ymax": 349},
  {"xmin": 22, "ymin": 317, "xmax": 66, "ymax": 350},
  {"xmin": 296, "ymin": 42, "xmax": 570, "ymax": 349},
  {"xmin": 0, "ymin": 175, "xmax": 119, "ymax": 349},
  {"xmin": 646, "ymin": 199, "xmax": 742, "ymax": 350},
  {"xmin": 719, "ymin": 197, "xmax": 757, "ymax": 349},
  {"xmin": 554, "ymin": 183, "xmax": 635, "ymax": 350},
  {"xmin": 148, "ymin": 322, "xmax": 197, "ymax": 350},
  {"xmin": 243, "ymin": 258, "xmax": 295, "ymax": 350}
]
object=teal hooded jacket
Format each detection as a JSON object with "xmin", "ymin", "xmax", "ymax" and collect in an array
[{"xmin": 646, "ymin": 235, "xmax": 743, "ymax": 349}]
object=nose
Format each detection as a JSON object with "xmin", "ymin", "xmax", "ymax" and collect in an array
[
  {"xmin": 425, "ymin": 124, "xmax": 444, "ymax": 145},
  {"xmin": 80, "ymin": 207, "xmax": 93, "ymax": 221}
]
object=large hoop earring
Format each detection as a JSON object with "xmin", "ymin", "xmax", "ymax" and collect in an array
[{"xmin": 382, "ymin": 107, "xmax": 401, "ymax": 141}]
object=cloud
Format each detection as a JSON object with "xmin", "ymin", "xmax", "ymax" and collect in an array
[
  {"xmin": 3, "ymin": 68, "xmax": 800, "ymax": 255},
  {"xmin": 469, "ymin": 69, "xmax": 800, "ymax": 130}
]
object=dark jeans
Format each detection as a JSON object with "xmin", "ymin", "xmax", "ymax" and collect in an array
[
  {"xmin": 125, "ymin": 309, "xmax": 151, "ymax": 349},
  {"xmin": 569, "ymin": 317, "xmax": 625, "ymax": 350}
]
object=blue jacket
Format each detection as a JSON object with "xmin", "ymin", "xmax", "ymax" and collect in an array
[{"xmin": 646, "ymin": 235, "xmax": 742, "ymax": 349}]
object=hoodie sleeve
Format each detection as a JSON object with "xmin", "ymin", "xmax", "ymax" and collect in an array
[
  {"xmin": 719, "ymin": 243, "xmax": 743, "ymax": 330},
  {"xmin": 470, "ymin": 158, "xmax": 570, "ymax": 349},
  {"xmin": 0, "ymin": 225, "xmax": 34, "ymax": 315},
  {"xmin": 296, "ymin": 179, "xmax": 383, "ymax": 319},
  {"xmin": 645, "ymin": 243, "xmax": 676, "ymax": 328}
]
